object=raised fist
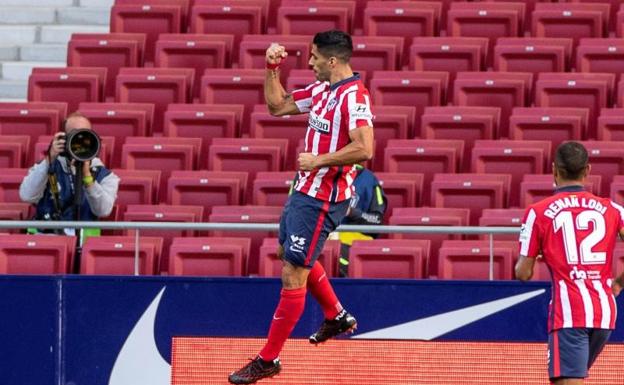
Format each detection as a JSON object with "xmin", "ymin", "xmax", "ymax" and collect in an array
[{"xmin": 266, "ymin": 43, "xmax": 288, "ymax": 66}]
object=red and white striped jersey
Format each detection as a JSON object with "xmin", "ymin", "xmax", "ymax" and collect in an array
[
  {"xmin": 291, "ymin": 73, "xmax": 373, "ymax": 202},
  {"xmin": 519, "ymin": 186, "xmax": 624, "ymax": 331}
]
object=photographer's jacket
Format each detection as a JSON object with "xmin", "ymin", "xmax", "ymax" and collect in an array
[{"xmin": 19, "ymin": 156, "xmax": 119, "ymax": 221}]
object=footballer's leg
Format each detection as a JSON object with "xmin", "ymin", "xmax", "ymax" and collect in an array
[{"xmin": 549, "ymin": 329, "xmax": 589, "ymax": 385}]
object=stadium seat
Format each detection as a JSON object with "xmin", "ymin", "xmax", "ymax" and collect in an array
[
  {"xmin": 0, "ymin": 234, "xmax": 76, "ymax": 274},
  {"xmin": 437, "ymin": 240, "xmax": 516, "ymax": 280},
  {"xmin": 285, "ymin": 68, "xmax": 318, "ymax": 92},
  {"xmin": 368, "ymin": 106, "xmax": 415, "ymax": 171},
  {"xmin": 609, "ymin": 175, "xmax": 624, "ymax": 203},
  {"xmin": 277, "ymin": 1, "xmax": 352, "ymax": 35},
  {"xmin": 520, "ymin": 174, "xmax": 602, "ymax": 207},
  {"xmin": 375, "ymin": 172, "xmax": 423, "ymax": 221},
  {"xmin": 249, "ymin": 110, "xmax": 307, "ymax": 170},
  {"xmin": 613, "ymin": 243, "xmax": 624, "ymax": 280},
  {"xmin": 578, "ymin": 141, "xmax": 624, "ymax": 195},
  {"xmin": 0, "ymin": 168, "xmax": 28, "ymax": 203},
  {"xmin": 597, "ymin": 108, "xmax": 624, "ymax": 141},
  {"xmin": 351, "ymin": 36, "xmax": 403, "ymax": 74},
  {"xmin": 81, "ymin": 236, "xmax": 163, "ymax": 275},
  {"xmin": 478, "ymin": 208, "xmax": 525, "ymax": 241},
  {"xmin": 0, "ymin": 203, "xmax": 32, "ymax": 233},
  {"xmin": 384, "ymin": 139, "xmax": 463, "ymax": 207},
  {"xmin": 68, "ymin": 33, "xmax": 144, "ymax": 100},
  {"xmin": 209, "ymin": 205, "xmax": 282, "ymax": 275},
  {"xmin": 453, "ymin": 71, "xmax": 533, "ymax": 138},
  {"xmin": 618, "ymin": 4, "xmax": 624, "ymax": 38},
  {"xmin": 471, "ymin": 140, "xmax": 551, "ymax": 207},
  {"xmin": 28, "ymin": 67, "xmax": 107, "ymax": 112},
  {"xmin": 535, "ymin": 72, "xmax": 615, "ymax": 140},
  {"xmin": 349, "ymin": 239, "xmax": 431, "ymax": 279},
  {"xmin": 420, "ymin": 106, "xmax": 500, "ymax": 168},
  {"xmin": 494, "ymin": 37, "xmax": 573, "ymax": 74},
  {"xmin": 258, "ymin": 238, "xmax": 340, "ymax": 277},
  {"xmin": 239, "ymin": 34, "xmax": 310, "ymax": 79},
  {"xmin": 123, "ymin": 204, "xmax": 204, "ymax": 273},
  {"xmin": 169, "ymin": 237, "xmax": 251, "ymax": 276},
  {"xmin": 168, "ymin": 170, "xmax": 248, "ymax": 216},
  {"xmin": 200, "ymin": 69, "xmax": 265, "ymax": 134},
  {"xmin": 576, "ymin": 38, "xmax": 624, "ymax": 82},
  {"xmin": 252, "ymin": 171, "xmax": 296, "ymax": 206},
  {"xmin": 370, "ymin": 71, "xmax": 448, "ymax": 136},
  {"xmin": 113, "ymin": 169, "xmax": 161, "ymax": 210},
  {"xmin": 571, "ymin": 0, "xmax": 620, "ymax": 34},
  {"xmin": 0, "ymin": 101, "xmax": 67, "ymax": 120},
  {"xmin": 509, "ymin": 107, "xmax": 588, "ymax": 147},
  {"xmin": 115, "ymin": 68, "xmax": 193, "ymax": 135},
  {"xmin": 0, "ymin": 136, "xmax": 29, "ymax": 169},
  {"xmin": 532, "ymin": 3, "xmax": 610, "ymax": 46},
  {"xmin": 389, "ymin": 207, "xmax": 470, "ymax": 277},
  {"xmin": 430, "ymin": 173, "xmax": 511, "ymax": 225}
]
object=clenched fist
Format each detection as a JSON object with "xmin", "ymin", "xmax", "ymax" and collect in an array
[
  {"xmin": 298, "ymin": 152, "xmax": 318, "ymax": 171},
  {"xmin": 266, "ymin": 43, "xmax": 287, "ymax": 66}
]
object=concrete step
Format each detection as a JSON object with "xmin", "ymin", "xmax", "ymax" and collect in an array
[
  {"xmin": 0, "ymin": 79, "xmax": 27, "ymax": 99},
  {"xmin": 0, "ymin": 0, "xmax": 72, "ymax": 6},
  {"xmin": 57, "ymin": 7, "xmax": 111, "ymax": 26},
  {"xmin": 20, "ymin": 44, "xmax": 67, "ymax": 62},
  {"xmin": 2, "ymin": 61, "xmax": 66, "ymax": 80},
  {"xmin": 0, "ymin": 26, "xmax": 38, "ymax": 45},
  {"xmin": 0, "ymin": 7, "xmax": 56, "ymax": 24},
  {"xmin": 80, "ymin": 0, "xmax": 114, "ymax": 7},
  {"xmin": 0, "ymin": 46, "xmax": 19, "ymax": 61},
  {"xmin": 40, "ymin": 25, "xmax": 109, "ymax": 44}
]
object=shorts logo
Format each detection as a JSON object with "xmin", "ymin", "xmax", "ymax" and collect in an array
[
  {"xmin": 289, "ymin": 235, "xmax": 306, "ymax": 253},
  {"xmin": 308, "ymin": 113, "xmax": 331, "ymax": 133}
]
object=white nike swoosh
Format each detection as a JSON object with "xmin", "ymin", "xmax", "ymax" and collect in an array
[
  {"xmin": 273, "ymin": 316, "xmax": 285, "ymax": 320},
  {"xmin": 109, "ymin": 287, "xmax": 170, "ymax": 385},
  {"xmin": 353, "ymin": 288, "xmax": 546, "ymax": 340}
]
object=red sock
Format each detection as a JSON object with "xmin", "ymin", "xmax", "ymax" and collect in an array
[
  {"xmin": 307, "ymin": 262, "xmax": 343, "ymax": 319},
  {"xmin": 259, "ymin": 287, "xmax": 306, "ymax": 361}
]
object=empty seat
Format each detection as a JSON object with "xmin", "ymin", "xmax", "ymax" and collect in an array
[
  {"xmin": 437, "ymin": 240, "xmax": 516, "ymax": 280},
  {"xmin": 370, "ymin": 71, "xmax": 448, "ymax": 136},
  {"xmin": 286, "ymin": 69, "xmax": 317, "ymax": 92},
  {"xmin": 115, "ymin": 68, "xmax": 193, "ymax": 135},
  {"xmin": 351, "ymin": 36, "xmax": 403, "ymax": 73},
  {"xmin": 509, "ymin": 107, "xmax": 588, "ymax": 147},
  {"xmin": 389, "ymin": 207, "xmax": 470, "ymax": 277},
  {"xmin": 168, "ymin": 170, "xmax": 248, "ymax": 216},
  {"xmin": 252, "ymin": 171, "xmax": 295, "ymax": 206},
  {"xmin": 431, "ymin": 173, "xmax": 511, "ymax": 225},
  {"xmin": 612, "ymin": 243, "xmax": 624, "ymax": 280},
  {"xmin": 113, "ymin": 169, "xmax": 161, "ymax": 210},
  {"xmin": 68, "ymin": 33, "xmax": 144, "ymax": 100},
  {"xmin": 258, "ymin": 238, "xmax": 340, "ymax": 277},
  {"xmin": 578, "ymin": 141, "xmax": 624, "ymax": 195},
  {"xmin": 0, "ymin": 234, "xmax": 76, "ymax": 274},
  {"xmin": 0, "ymin": 101, "xmax": 67, "ymax": 120},
  {"xmin": 368, "ymin": 106, "xmax": 415, "ymax": 171},
  {"xmin": 0, "ymin": 203, "xmax": 32, "ymax": 233},
  {"xmin": 453, "ymin": 71, "xmax": 533, "ymax": 138},
  {"xmin": 421, "ymin": 106, "xmax": 500, "ymax": 168},
  {"xmin": 494, "ymin": 37, "xmax": 573, "ymax": 74},
  {"xmin": 81, "ymin": 236, "xmax": 163, "ymax": 275},
  {"xmin": 169, "ymin": 237, "xmax": 251, "ymax": 276},
  {"xmin": 349, "ymin": 239, "xmax": 430, "ymax": 279},
  {"xmin": 239, "ymin": 34, "xmax": 310, "ymax": 79},
  {"xmin": 209, "ymin": 205, "xmax": 282, "ymax": 275},
  {"xmin": 478, "ymin": 208, "xmax": 525, "ymax": 241},
  {"xmin": 597, "ymin": 108, "xmax": 624, "ymax": 140},
  {"xmin": 409, "ymin": 37, "xmax": 488, "ymax": 80},
  {"xmin": 28, "ymin": 67, "xmax": 107, "ymax": 112},
  {"xmin": 535, "ymin": 72, "xmax": 615, "ymax": 140},
  {"xmin": 576, "ymin": 39, "xmax": 624, "ymax": 83},
  {"xmin": 610, "ymin": 175, "xmax": 624, "ymax": 207},
  {"xmin": 532, "ymin": 3, "xmax": 609, "ymax": 45},
  {"xmin": 277, "ymin": 1, "xmax": 351, "ymax": 35},
  {"xmin": 375, "ymin": 172, "xmax": 423, "ymax": 221},
  {"xmin": 520, "ymin": 174, "xmax": 602, "ymax": 207},
  {"xmin": 0, "ymin": 136, "xmax": 29, "ymax": 169},
  {"xmin": 471, "ymin": 140, "xmax": 551, "ymax": 207},
  {"xmin": 0, "ymin": 168, "xmax": 28, "ymax": 203},
  {"xmin": 249, "ymin": 110, "xmax": 307, "ymax": 170},
  {"xmin": 571, "ymin": 0, "xmax": 620, "ymax": 34}
]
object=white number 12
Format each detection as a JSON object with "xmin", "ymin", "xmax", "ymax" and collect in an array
[{"xmin": 554, "ymin": 211, "xmax": 606, "ymax": 265}]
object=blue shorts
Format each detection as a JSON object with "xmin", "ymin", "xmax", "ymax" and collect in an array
[
  {"xmin": 279, "ymin": 191, "xmax": 349, "ymax": 268},
  {"xmin": 548, "ymin": 328, "xmax": 611, "ymax": 380}
]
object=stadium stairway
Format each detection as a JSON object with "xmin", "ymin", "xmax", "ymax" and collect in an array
[{"xmin": 0, "ymin": 0, "xmax": 111, "ymax": 101}]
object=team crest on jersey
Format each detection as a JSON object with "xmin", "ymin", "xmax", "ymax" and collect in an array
[
  {"xmin": 326, "ymin": 98, "xmax": 337, "ymax": 111},
  {"xmin": 309, "ymin": 112, "xmax": 331, "ymax": 133}
]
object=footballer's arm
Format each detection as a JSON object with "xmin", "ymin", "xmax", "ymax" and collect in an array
[
  {"xmin": 297, "ymin": 125, "xmax": 374, "ymax": 171},
  {"xmin": 515, "ymin": 255, "xmax": 536, "ymax": 282}
]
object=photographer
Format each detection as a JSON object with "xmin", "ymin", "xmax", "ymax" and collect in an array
[{"xmin": 19, "ymin": 112, "xmax": 119, "ymax": 237}]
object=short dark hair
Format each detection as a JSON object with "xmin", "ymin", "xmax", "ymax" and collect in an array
[
  {"xmin": 555, "ymin": 141, "xmax": 589, "ymax": 181},
  {"xmin": 313, "ymin": 30, "xmax": 353, "ymax": 62}
]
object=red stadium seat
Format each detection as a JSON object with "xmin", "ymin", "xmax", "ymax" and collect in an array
[
  {"xmin": 252, "ymin": 171, "xmax": 295, "ymax": 206},
  {"xmin": 200, "ymin": 69, "xmax": 265, "ymax": 134},
  {"xmin": 81, "ymin": 236, "xmax": 163, "ymax": 275},
  {"xmin": 0, "ymin": 168, "xmax": 28, "ymax": 203},
  {"xmin": 384, "ymin": 139, "xmax": 463, "ymax": 207},
  {"xmin": 277, "ymin": 1, "xmax": 352, "ymax": 35},
  {"xmin": 28, "ymin": 67, "xmax": 106, "ymax": 112},
  {"xmin": 520, "ymin": 174, "xmax": 602, "ymax": 207},
  {"xmin": 209, "ymin": 205, "xmax": 282, "ymax": 275},
  {"xmin": 609, "ymin": 175, "xmax": 624, "ymax": 204},
  {"xmin": 68, "ymin": 33, "xmax": 144, "ymax": 100},
  {"xmin": 0, "ymin": 203, "xmax": 32, "ymax": 233},
  {"xmin": 478, "ymin": 208, "xmax": 525, "ymax": 241},
  {"xmin": 597, "ymin": 108, "xmax": 624, "ymax": 141},
  {"xmin": 370, "ymin": 71, "xmax": 448, "ymax": 137},
  {"xmin": 509, "ymin": 107, "xmax": 588, "ymax": 147},
  {"xmin": 113, "ymin": 169, "xmax": 161, "ymax": 210},
  {"xmin": 115, "ymin": 68, "xmax": 193, "ymax": 135},
  {"xmin": 0, "ymin": 101, "xmax": 66, "ymax": 119},
  {"xmin": 437, "ymin": 240, "xmax": 516, "ymax": 280},
  {"xmin": 533, "ymin": 3, "xmax": 609, "ymax": 46},
  {"xmin": 258, "ymin": 238, "xmax": 340, "ymax": 277},
  {"xmin": 576, "ymin": 38, "xmax": 624, "ymax": 83},
  {"xmin": 494, "ymin": 37, "xmax": 573, "ymax": 74},
  {"xmin": 375, "ymin": 172, "xmax": 423, "ymax": 220},
  {"xmin": 249, "ymin": 111, "xmax": 307, "ymax": 170},
  {"xmin": 431, "ymin": 173, "xmax": 512, "ymax": 225},
  {"xmin": 535, "ymin": 72, "xmax": 615, "ymax": 140},
  {"xmin": 570, "ymin": 0, "xmax": 620, "ymax": 34},
  {"xmin": 369, "ymin": 106, "xmax": 415, "ymax": 171},
  {"xmin": 453, "ymin": 71, "xmax": 532, "ymax": 139},
  {"xmin": 389, "ymin": 207, "xmax": 470, "ymax": 277},
  {"xmin": 420, "ymin": 106, "xmax": 500, "ymax": 168},
  {"xmin": 578, "ymin": 140, "xmax": 624, "ymax": 195},
  {"xmin": 351, "ymin": 36, "xmax": 403, "ymax": 74},
  {"xmin": 0, "ymin": 234, "xmax": 76, "ymax": 274},
  {"xmin": 613, "ymin": 243, "xmax": 624, "ymax": 279},
  {"xmin": 169, "ymin": 237, "xmax": 251, "ymax": 276},
  {"xmin": 239, "ymin": 34, "xmax": 310, "ymax": 79},
  {"xmin": 349, "ymin": 239, "xmax": 430, "ymax": 279},
  {"xmin": 0, "ymin": 136, "xmax": 29, "ymax": 169},
  {"xmin": 168, "ymin": 170, "xmax": 248, "ymax": 216}
]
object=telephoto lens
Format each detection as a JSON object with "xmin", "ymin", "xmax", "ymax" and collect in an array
[{"xmin": 64, "ymin": 128, "xmax": 101, "ymax": 162}]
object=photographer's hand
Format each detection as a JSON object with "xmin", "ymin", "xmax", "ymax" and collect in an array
[
  {"xmin": 48, "ymin": 132, "xmax": 66, "ymax": 162},
  {"xmin": 82, "ymin": 161, "xmax": 94, "ymax": 188}
]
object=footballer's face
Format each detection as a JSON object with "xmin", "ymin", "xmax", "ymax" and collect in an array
[{"xmin": 309, "ymin": 44, "xmax": 332, "ymax": 82}]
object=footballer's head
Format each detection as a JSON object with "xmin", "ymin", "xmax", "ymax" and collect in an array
[{"xmin": 553, "ymin": 141, "xmax": 590, "ymax": 183}]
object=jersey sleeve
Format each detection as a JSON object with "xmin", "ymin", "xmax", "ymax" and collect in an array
[
  {"xmin": 291, "ymin": 82, "xmax": 320, "ymax": 113},
  {"xmin": 519, "ymin": 207, "xmax": 540, "ymax": 258},
  {"xmin": 346, "ymin": 89, "xmax": 374, "ymax": 130}
]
